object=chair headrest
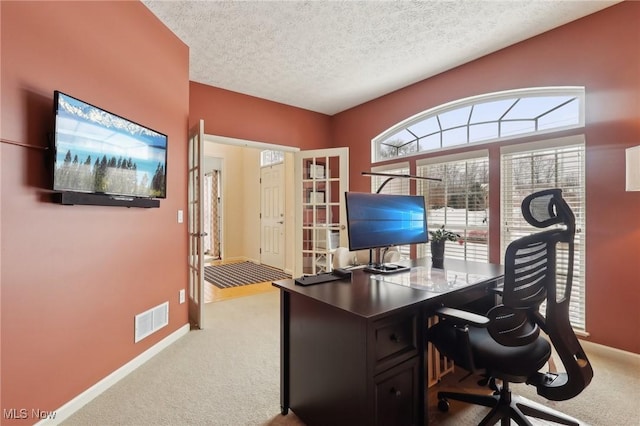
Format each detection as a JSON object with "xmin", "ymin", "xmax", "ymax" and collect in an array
[{"xmin": 521, "ymin": 188, "xmax": 575, "ymax": 230}]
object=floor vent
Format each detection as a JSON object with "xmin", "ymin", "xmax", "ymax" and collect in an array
[{"xmin": 134, "ymin": 302, "xmax": 169, "ymax": 343}]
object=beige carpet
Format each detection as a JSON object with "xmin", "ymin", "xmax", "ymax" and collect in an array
[{"xmin": 63, "ymin": 291, "xmax": 640, "ymax": 425}]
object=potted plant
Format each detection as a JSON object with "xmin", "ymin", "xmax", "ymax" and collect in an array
[{"xmin": 429, "ymin": 225, "xmax": 462, "ymax": 269}]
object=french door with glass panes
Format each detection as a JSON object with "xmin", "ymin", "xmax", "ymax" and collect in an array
[{"xmin": 188, "ymin": 119, "xmax": 205, "ymax": 329}]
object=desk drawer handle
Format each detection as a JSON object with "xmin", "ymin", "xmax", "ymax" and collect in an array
[
  {"xmin": 390, "ymin": 333, "xmax": 402, "ymax": 343},
  {"xmin": 390, "ymin": 387, "xmax": 402, "ymax": 397}
]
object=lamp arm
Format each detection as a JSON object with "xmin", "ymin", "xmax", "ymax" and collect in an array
[
  {"xmin": 361, "ymin": 171, "xmax": 441, "ymax": 193},
  {"xmin": 376, "ymin": 177, "xmax": 395, "ymax": 194}
]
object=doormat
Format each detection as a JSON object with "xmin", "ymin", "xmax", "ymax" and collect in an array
[{"xmin": 204, "ymin": 261, "xmax": 291, "ymax": 289}]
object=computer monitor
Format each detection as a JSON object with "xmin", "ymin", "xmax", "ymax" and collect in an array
[{"xmin": 345, "ymin": 192, "xmax": 429, "ymax": 252}]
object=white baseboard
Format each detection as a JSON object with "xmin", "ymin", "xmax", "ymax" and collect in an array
[
  {"xmin": 222, "ymin": 256, "xmax": 250, "ymax": 263},
  {"xmin": 36, "ymin": 323, "xmax": 190, "ymax": 425}
]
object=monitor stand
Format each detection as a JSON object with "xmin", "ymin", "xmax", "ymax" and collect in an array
[{"xmin": 364, "ymin": 263, "xmax": 410, "ymax": 274}]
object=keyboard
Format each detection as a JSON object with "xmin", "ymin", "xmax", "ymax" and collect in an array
[{"xmin": 295, "ymin": 272, "xmax": 343, "ymax": 286}]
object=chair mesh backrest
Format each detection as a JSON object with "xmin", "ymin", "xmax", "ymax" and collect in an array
[
  {"xmin": 494, "ymin": 189, "xmax": 592, "ymax": 401},
  {"xmin": 522, "ymin": 189, "xmax": 575, "ymax": 233},
  {"xmin": 502, "ymin": 189, "xmax": 575, "ymax": 311},
  {"xmin": 502, "ymin": 189, "xmax": 573, "ymax": 309},
  {"xmin": 527, "ymin": 193, "xmax": 557, "ymax": 224},
  {"xmin": 502, "ymin": 237, "xmax": 554, "ymax": 308}
]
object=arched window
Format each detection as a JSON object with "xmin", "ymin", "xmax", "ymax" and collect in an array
[
  {"xmin": 368, "ymin": 87, "xmax": 587, "ymax": 332},
  {"xmin": 372, "ymin": 87, "xmax": 585, "ymax": 162}
]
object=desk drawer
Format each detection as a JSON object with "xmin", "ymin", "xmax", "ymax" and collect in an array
[
  {"xmin": 374, "ymin": 314, "xmax": 417, "ymax": 369},
  {"xmin": 374, "ymin": 357, "xmax": 419, "ymax": 426}
]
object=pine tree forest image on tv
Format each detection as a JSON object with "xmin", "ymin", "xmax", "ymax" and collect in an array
[{"xmin": 53, "ymin": 92, "xmax": 167, "ymax": 199}]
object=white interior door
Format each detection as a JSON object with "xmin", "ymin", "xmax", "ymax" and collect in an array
[
  {"xmin": 294, "ymin": 148, "xmax": 349, "ymax": 277},
  {"xmin": 260, "ymin": 163, "xmax": 285, "ymax": 269},
  {"xmin": 188, "ymin": 119, "xmax": 205, "ymax": 329}
]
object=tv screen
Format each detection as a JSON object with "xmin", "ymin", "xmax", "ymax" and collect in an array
[
  {"xmin": 345, "ymin": 192, "xmax": 429, "ymax": 251},
  {"xmin": 52, "ymin": 91, "xmax": 168, "ymax": 199}
]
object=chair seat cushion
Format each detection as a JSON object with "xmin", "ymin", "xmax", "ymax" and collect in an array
[{"xmin": 429, "ymin": 321, "xmax": 551, "ymax": 381}]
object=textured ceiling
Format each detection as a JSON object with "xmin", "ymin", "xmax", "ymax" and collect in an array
[{"xmin": 142, "ymin": 0, "xmax": 619, "ymax": 115}]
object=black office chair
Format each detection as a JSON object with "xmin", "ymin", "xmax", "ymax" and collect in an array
[{"xmin": 429, "ymin": 189, "xmax": 593, "ymax": 426}]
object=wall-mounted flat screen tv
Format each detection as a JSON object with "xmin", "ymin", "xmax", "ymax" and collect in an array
[
  {"xmin": 345, "ymin": 192, "xmax": 429, "ymax": 251},
  {"xmin": 52, "ymin": 91, "xmax": 168, "ymax": 199}
]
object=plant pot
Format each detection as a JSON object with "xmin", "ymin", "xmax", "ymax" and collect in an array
[{"xmin": 431, "ymin": 241, "xmax": 445, "ymax": 269}]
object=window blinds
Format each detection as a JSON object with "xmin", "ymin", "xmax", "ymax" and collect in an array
[
  {"xmin": 501, "ymin": 141, "xmax": 586, "ymax": 331},
  {"xmin": 369, "ymin": 166, "xmax": 410, "ymax": 195},
  {"xmin": 417, "ymin": 155, "xmax": 490, "ymax": 263}
]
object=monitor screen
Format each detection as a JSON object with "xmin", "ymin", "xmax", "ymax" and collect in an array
[{"xmin": 345, "ymin": 192, "xmax": 428, "ymax": 251}]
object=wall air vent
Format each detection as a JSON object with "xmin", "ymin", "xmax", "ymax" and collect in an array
[{"xmin": 134, "ymin": 301, "xmax": 169, "ymax": 343}]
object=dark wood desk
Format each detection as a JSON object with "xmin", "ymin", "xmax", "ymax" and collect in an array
[{"xmin": 273, "ymin": 258, "xmax": 504, "ymax": 426}]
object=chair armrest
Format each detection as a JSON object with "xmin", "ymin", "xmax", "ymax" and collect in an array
[
  {"xmin": 435, "ymin": 307, "xmax": 489, "ymax": 327},
  {"xmin": 430, "ymin": 307, "xmax": 486, "ymax": 374}
]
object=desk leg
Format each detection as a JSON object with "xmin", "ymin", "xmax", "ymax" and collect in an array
[
  {"xmin": 418, "ymin": 309, "xmax": 426, "ymax": 425},
  {"xmin": 280, "ymin": 291, "xmax": 290, "ymax": 415}
]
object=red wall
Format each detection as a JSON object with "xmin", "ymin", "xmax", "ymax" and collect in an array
[
  {"xmin": 190, "ymin": 82, "xmax": 332, "ymax": 150},
  {"xmin": 0, "ymin": 1, "xmax": 189, "ymax": 422},
  {"xmin": 331, "ymin": 2, "xmax": 640, "ymax": 353},
  {"xmin": 1, "ymin": 1, "xmax": 638, "ymax": 422}
]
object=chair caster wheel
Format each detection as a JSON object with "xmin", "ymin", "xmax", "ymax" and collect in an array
[{"xmin": 437, "ymin": 398, "xmax": 450, "ymax": 412}]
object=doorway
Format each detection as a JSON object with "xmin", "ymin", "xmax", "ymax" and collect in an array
[
  {"xmin": 201, "ymin": 135, "xmax": 298, "ymax": 303},
  {"xmin": 195, "ymin": 134, "xmax": 349, "ymax": 304}
]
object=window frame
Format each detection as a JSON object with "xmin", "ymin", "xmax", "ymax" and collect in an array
[
  {"xmin": 500, "ymin": 135, "xmax": 587, "ymax": 332},
  {"xmin": 367, "ymin": 87, "xmax": 587, "ymax": 333},
  {"xmin": 372, "ymin": 87, "xmax": 585, "ymax": 163},
  {"xmin": 417, "ymin": 150, "xmax": 490, "ymax": 263}
]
